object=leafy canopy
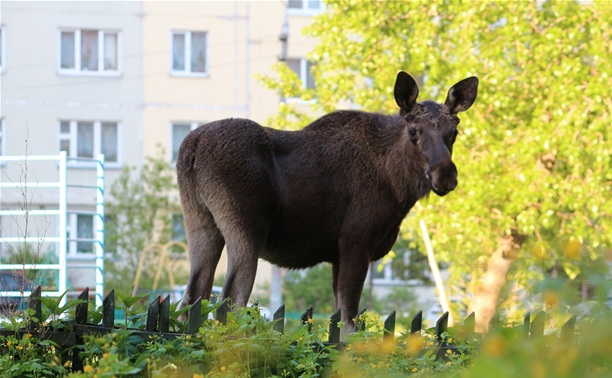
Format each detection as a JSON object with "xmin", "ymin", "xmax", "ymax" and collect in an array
[{"xmin": 262, "ymin": 1, "xmax": 611, "ymax": 297}]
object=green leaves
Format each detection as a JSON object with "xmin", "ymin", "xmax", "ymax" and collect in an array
[{"xmin": 262, "ymin": 0, "xmax": 612, "ymax": 311}]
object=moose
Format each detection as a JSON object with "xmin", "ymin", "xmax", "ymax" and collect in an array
[{"xmin": 177, "ymin": 71, "xmax": 478, "ymax": 333}]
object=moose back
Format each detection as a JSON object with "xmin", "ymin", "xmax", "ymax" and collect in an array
[{"xmin": 177, "ymin": 71, "xmax": 478, "ymax": 332}]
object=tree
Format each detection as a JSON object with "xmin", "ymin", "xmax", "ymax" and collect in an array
[
  {"xmin": 262, "ymin": 1, "xmax": 611, "ymax": 330},
  {"xmin": 105, "ymin": 147, "xmax": 186, "ymax": 293}
]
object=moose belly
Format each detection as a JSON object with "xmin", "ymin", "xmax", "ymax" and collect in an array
[{"xmin": 261, "ymin": 224, "xmax": 340, "ymax": 269}]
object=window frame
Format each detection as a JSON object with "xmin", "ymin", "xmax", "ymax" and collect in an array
[
  {"xmin": 0, "ymin": 25, "xmax": 5, "ymax": 73},
  {"xmin": 170, "ymin": 122, "xmax": 200, "ymax": 164},
  {"xmin": 287, "ymin": 0, "xmax": 325, "ymax": 15},
  {"xmin": 57, "ymin": 28, "xmax": 122, "ymax": 76},
  {"xmin": 58, "ymin": 120, "xmax": 121, "ymax": 168},
  {"xmin": 0, "ymin": 119, "xmax": 5, "ymax": 163},
  {"xmin": 286, "ymin": 57, "xmax": 316, "ymax": 103},
  {"xmin": 66, "ymin": 213, "xmax": 97, "ymax": 258},
  {"xmin": 170, "ymin": 30, "xmax": 209, "ymax": 77}
]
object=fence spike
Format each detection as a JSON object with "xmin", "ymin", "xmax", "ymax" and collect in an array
[
  {"xmin": 411, "ymin": 310, "xmax": 423, "ymax": 334},
  {"xmin": 146, "ymin": 296, "xmax": 161, "ymax": 332},
  {"xmin": 216, "ymin": 299, "xmax": 228, "ymax": 325},
  {"xmin": 523, "ymin": 312, "xmax": 531, "ymax": 338},
  {"xmin": 383, "ymin": 310, "xmax": 396, "ymax": 343},
  {"xmin": 435, "ymin": 312, "xmax": 449, "ymax": 344},
  {"xmin": 159, "ymin": 296, "xmax": 170, "ymax": 333},
  {"xmin": 103, "ymin": 290, "xmax": 115, "ymax": 328},
  {"xmin": 273, "ymin": 304, "xmax": 285, "ymax": 334},
  {"xmin": 187, "ymin": 297, "xmax": 202, "ymax": 334},
  {"xmin": 301, "ymin": 306, "xmax": 314, "ymax": 333},
  {"xmin": 328, "ymin": 309, "xmax": 341, "ymax": 344},
  {"xmin": 561, "ymin": 315, "xmax": 576, "ymax": 342},
  {"xmin": 27, "ymin": 285, "xmax": 42, "ymax": 331},
  {"xmin": 355, "ymin": 308, "xmax": 367, "ymax": 332},
  {"xmin": 531, "ymin": 311, "xmax": 545, "ymax": 338},
  {"xmin": 75, "ymin": 288, "xmax": 89, "ymax": 325}
]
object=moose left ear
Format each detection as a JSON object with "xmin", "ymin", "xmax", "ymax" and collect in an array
[{"xmin": 444, "ymin": 77, "xmax": 479, "ymax": 114}]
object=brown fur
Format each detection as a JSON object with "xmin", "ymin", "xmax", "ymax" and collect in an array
[{"xmin": 177, "ymin": 72, "xmax": 478, "ymax": 333}]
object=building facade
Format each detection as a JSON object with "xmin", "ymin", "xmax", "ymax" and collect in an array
[{"xmin": 1, "ymin": 1, "xmax": 322, "ymax": 298}]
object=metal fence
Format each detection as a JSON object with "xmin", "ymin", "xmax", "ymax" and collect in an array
[{"xmin": 0, "ymin": 285, "xmax": 578, "ymax": 373}]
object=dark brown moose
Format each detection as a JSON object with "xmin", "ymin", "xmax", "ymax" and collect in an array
[{"xmin": 177, "ymin": 71, "xmax": 478, "ymax": 334}]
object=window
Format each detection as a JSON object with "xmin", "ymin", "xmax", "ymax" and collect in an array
[
  {"xmin": 0, "ymin": 26, "xmax": 5, "ymax": 73},
  {"xmin": 372, "ymin": 250, "xmax": 431, "ymax": 285},
  {"xmin": 171, "ymin": 31, "xmax": 208, "ymax": 75},
  {"xmin": 59, "ymin": 120, "xmax": 119, "ymax": 165},
  {"xmin": 288, "ymin": 0, "xmax": 324, "ymax": 13},
  {"xmin": 287, "ymin": 58, "xmax": 316, "ymax": 90},
  {"xmin": 171, "ymin": 122, "xmax": 200, "ymax": 163},
  {"xmin": 67, "ymin": 213, "xmax": 95, "ymax": 255},
  {"xmin": 59, "ymin": 29, "xmax": 120, "ymax": 74}
]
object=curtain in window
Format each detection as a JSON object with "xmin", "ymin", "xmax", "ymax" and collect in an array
[
  {"xmin": 101, "ymin": 123, "xmax": 118, "ymax": 162},
  {"xmin": 77, "ymin": 122, "xmax": 94, "ymax": 158},
  {"xmin": 191, "ymin": 32, "xmax": 207, "ymax": 73},
  {"xmin": 172, "ymin": 33, "xmax": 185, "ymax": 71},
  {"xmin": 104, "ymin": 33, "xmax": 118, "ymax": 70},
  {"xmin": 61, "ymin": 31, "xmax": 76, "ymax": 69},
  {"xmin": 172, "ymin": 124, "xmax": 191, "ymax": 162},
  {"xmin": 81, "ymin": 30, "xmax": 99, "ymax": 71}
]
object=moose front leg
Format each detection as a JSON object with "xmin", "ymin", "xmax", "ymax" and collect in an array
[{"xmin": 334, "ymin": 257, "xmax": 370, "ymax": 340}]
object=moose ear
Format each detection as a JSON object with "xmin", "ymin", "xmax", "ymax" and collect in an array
[
  {"xmin": 394, "ymin": 71, "xmax": 419, "ymax": 114},
  {"xmin": 444, "ymin": 76, "xmax": 479, "ymax": 114}
]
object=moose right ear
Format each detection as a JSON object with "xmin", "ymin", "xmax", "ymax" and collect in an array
[{"xmin": 394, "ymin": 71, "xmax": 419, "ymax": 114}]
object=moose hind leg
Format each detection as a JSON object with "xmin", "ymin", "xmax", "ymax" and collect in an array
[
  {"xmin": 220, "ymin": 236, "xmax": 261, "ymax": 307},
  {"xmin": 181, "ymin": 216, "xmax": 225, "ymax": 310}
]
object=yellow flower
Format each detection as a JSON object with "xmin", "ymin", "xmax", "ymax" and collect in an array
[
  {"xmin": 6, "ymin": 341, "xmax": 12, "ymax": 347},
  {"xmin": 102, "ymin": 353, "xmax": 110, "ymax": 359},
  {"xmin": 406, "ymin": 336, "xmax": 424, "ymax": 356},
  {"xmin": 17, "ymin": 346, "xmax": 23, "ymax": 351},
  {"xmin": 412, "ymin": 367, "xmax": 418, "ymax": 372},
  {"xmin": 483, "ymin": 334, "xmax": 506, "ymax": 357},
  {"xmin": 84, "ymin": 364, "xmax": 94, "ymax": 373},
  {"xmin": 307, "ymin": 317, "xmax": 314, "ymax": 324},
  {"xmin": 25, "ymin": 333, "xmax": 32, "ymax": 340},
  {"xmin": 193, "ymin": 374, "xmax": 204, "ymax": 378}
]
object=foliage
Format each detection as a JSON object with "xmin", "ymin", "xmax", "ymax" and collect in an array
[
  {"xmin": 104, "ymin": 145, "xmax": 186, "ymax": 293},
  {"xmin": 261, "ymin": 0, "xmax": 611, "ymax": 320},
  {"xmin": 1, "ymin": 291, "xmax": 612, "ymax": 377}
]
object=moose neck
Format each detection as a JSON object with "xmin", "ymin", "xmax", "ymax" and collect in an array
[{"xmin": 382, "ymin": 116, "xmax": 431, "ymax": 207}]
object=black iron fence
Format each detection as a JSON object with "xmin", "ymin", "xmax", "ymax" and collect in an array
[{"xmin": 0, "ymin": 285, "xmax": 578, "ymax": 373}]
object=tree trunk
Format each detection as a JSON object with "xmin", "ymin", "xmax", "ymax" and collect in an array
[{"xmin": 473, "ymin": 232, "xmax": 525, "ymax": 332}]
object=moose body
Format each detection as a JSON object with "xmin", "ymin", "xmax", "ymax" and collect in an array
[{"xmin": 177, "ymin": 72, "xmax": 478, "ymax": 332}]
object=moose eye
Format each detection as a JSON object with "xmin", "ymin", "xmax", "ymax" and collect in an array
[{"xmin": 409, "ymin": 129, "xmax": 417, "ymax": 136}]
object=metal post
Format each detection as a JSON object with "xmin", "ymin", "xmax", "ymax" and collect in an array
[
  {"xmin": 58, "ymin": 151, "xmax": 68, "ymax": 307},
  {"xmin": 95, "ymin": 154, "xmax": 105, "ymax": 308}
]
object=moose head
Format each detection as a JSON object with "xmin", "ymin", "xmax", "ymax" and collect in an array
[{"xmin": 394, "ymin": 72, "xmax": 479, "ymax": 196}]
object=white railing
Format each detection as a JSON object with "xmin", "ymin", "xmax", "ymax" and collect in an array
[{"xmin": 0, "ymin": 151, "xmax": 105, "ymax": 307}]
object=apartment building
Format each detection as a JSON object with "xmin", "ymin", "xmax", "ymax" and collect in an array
[{"xmin": 1, "ymin": 1, "xmax": 322, "ymax": 297}]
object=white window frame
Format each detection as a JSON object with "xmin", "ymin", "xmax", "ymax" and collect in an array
[
  {"xmin": 287, "ymin": 0, "xmax": 325, "ymax": 15},
  {"xmin": 0, "ymin": 25, "xmax": 6, "ymax": 73},
  {"xmin": 286, "ymin": 57, "xmax": 316, "ymax": 103},
  {"xmin": 170, "ymin": 122, "xmax": 200, "ymax": 163},
  {"xmin": 0, "ymin": 119, "xmax": 5, "ymax": 163},
  {"xmin": 170, "ymin": 30, "xmax": 209, "ymax": 77},
  {"xmin": 67, "ymin": 213, "xmax": 96, "ymax": 257},
  {"xmin": 57, "ymin": 28, "xmax": 122, "ymax": 76},
  {"xmin": 58, "ymin": 120, "xmax": 121, "ymax": 168}
]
